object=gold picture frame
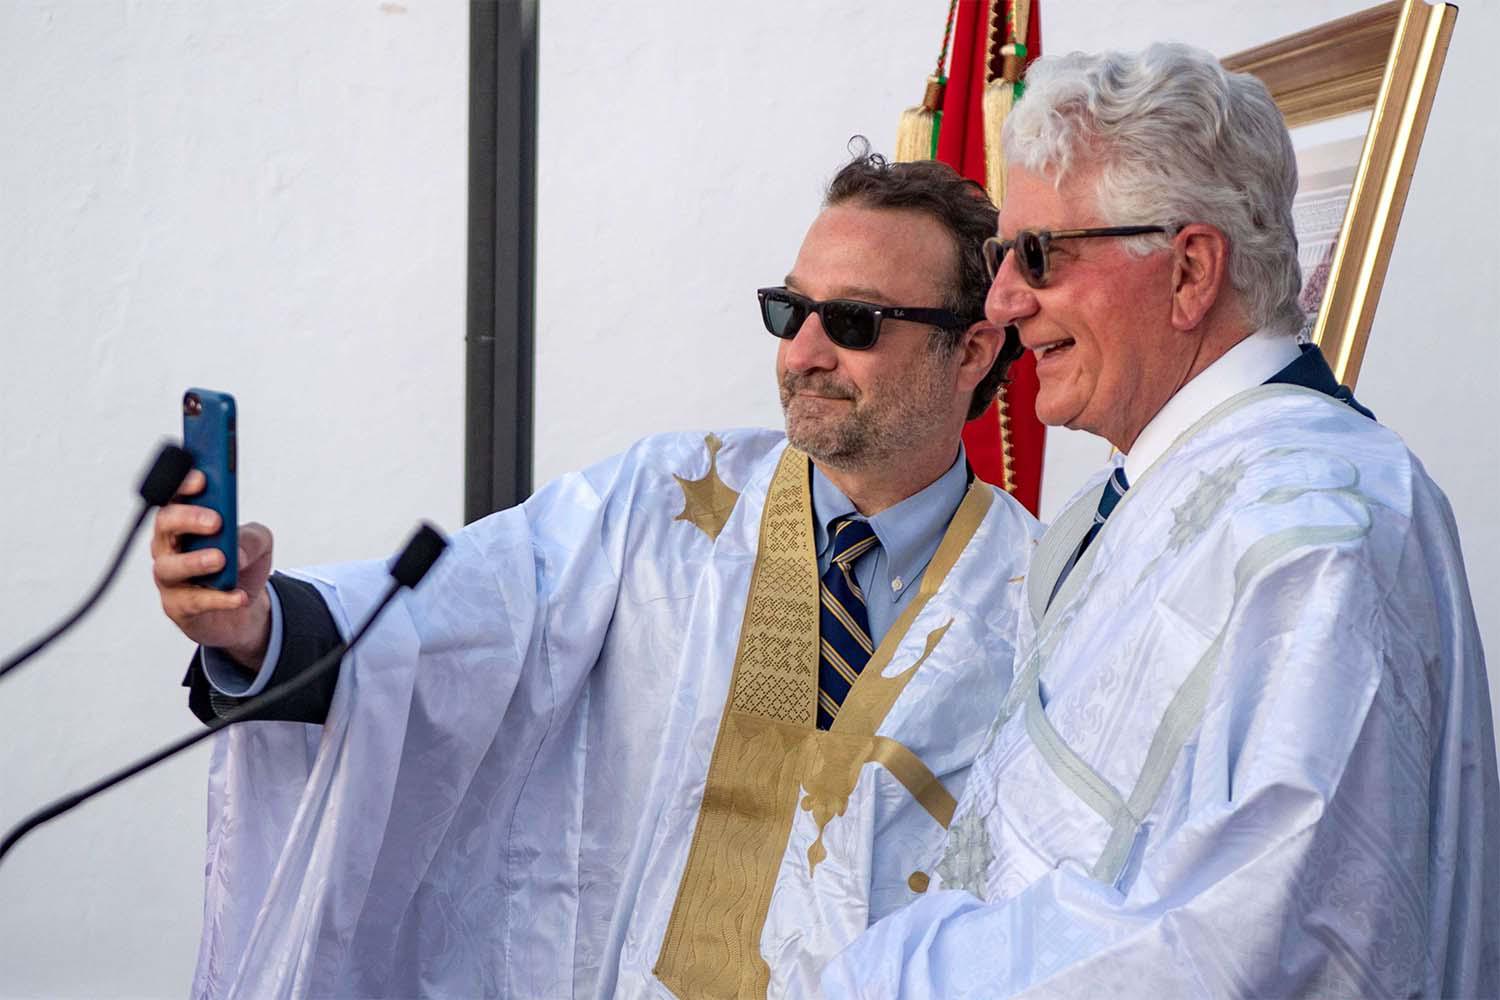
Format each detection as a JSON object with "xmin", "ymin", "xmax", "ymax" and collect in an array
[{"xmin": 1223, "ymin": 0, "xmax": 1457, "ymax": 387}]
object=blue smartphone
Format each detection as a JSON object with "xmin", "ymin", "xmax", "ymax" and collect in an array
[{"xmin": 181, "ymin": 388, "xmax": 238, "ymax": 591}]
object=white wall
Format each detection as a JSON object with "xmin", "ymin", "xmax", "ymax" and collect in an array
[
  {"xmin": 0, "ymin": 2, "xmax": 466, "ymax": 996},
  {"xmin": 1, "ymin": 0, "xmax": 1493, "ymax": 996}
]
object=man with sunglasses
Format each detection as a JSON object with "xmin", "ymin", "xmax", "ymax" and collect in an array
[
  {"xmin": 153, "ymin": 150, "xmax": 1044, "ymax": 997},
  {"xmin": 824, "ymin": 44, "xmax": 1497, "ymax": 998}
]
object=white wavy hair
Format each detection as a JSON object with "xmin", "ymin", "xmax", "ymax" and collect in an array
[{"xmin": 1003, "ymin": 43, "xmax": 1304, "ymax": 336}]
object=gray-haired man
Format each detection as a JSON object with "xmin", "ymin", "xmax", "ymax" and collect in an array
[{"xmin": 825, "ymin": 43, "xmax": 1498, "ymax": 998}]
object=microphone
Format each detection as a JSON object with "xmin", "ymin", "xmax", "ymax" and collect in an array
[
  {"xmin": 0, "ymin": 444, "xmax": 195, "ymax": 684},
  {"xmin": 0, "ymin": 521, "xmax": 448, "ymax": 867},
  {"xmin": 139, "ymin": 445, "xmax": 196, "ymax": 507}
]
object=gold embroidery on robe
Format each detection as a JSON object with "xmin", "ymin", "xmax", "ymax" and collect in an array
[
  {"xmin": 674, "ymin": 433, "xmax": 742, "ymax": 540},
  {"xmin": 654, "ymin": 447, "xmax": 992, "ymax": 998}
]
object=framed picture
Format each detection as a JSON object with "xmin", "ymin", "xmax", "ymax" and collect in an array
[{"xmin": 1223, "ymin": 0, "xmax": 1457, "ymax": 387}]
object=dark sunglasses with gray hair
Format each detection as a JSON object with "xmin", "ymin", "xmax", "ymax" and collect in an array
[{"xmin": 983, "ymin": 225, "xmax": 1173, "ymax": 288}]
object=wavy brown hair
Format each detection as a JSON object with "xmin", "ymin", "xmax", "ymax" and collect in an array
[{"xmin": 824, "ymin": 139, "xmax": 1011, "ymax": 421}]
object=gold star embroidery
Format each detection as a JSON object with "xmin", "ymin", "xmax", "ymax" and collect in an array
[{"xmin": 673, "ymin": 434, "xmax": 740, "ymax": 540}]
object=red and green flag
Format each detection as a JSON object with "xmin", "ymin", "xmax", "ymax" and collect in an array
[{"xmin": 895, "ymin": 0, "xmax": 1045, "ymax": 515}]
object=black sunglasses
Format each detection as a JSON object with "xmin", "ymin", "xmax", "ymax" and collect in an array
[
  {"xmin": 756, "ymin": 287, "xmax": 966, "ymax": 351},
  {"xmin": 982, "ymin": 226, "xmax": 1172, "ymax": 288}
]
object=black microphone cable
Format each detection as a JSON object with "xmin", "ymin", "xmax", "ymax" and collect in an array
[
  {"xmin": 0, "ymin": 522, "xmax": 448, "ymax": 868},
  {"xmin": 0, "ymin": 444, "xmax": 195, "ymax": 684}
]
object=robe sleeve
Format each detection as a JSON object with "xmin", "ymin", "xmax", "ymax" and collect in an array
[
  {"xmin": 193, "ymin": 438, "xmax": 705, "ymax": 998},
  {"xmin": 822, "ymin": 490, "xmax": 1499, "ymax": 998}
]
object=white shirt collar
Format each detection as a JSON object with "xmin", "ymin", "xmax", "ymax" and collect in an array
[{"xmin": 1122, "ymin": 329, "xmax": 1301, "ymax": 484}]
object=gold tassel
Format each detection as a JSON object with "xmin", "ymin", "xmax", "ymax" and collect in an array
[
  {"xmin": 983, "ymin": 0, "xmax": 1032, "ymax": 208},
  {"xmin": 982, "ymin": 76, "xmax": 1014, "ymax": 206},
  {"xmin": 895, "ymin": 75, "xmax": 946, "ymax": 162},
  {"xmin": 895, "ymin": 0, "xmax": 959, "ymax": 163}
]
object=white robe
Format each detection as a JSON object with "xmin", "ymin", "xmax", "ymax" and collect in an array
[
  {"xmin": 823, "ymin": 385, "xmax": 1499, "ymax": 998},
  {"xmin": 190, "ymin": 428, "xmax": 1042, "ymax": 999}
]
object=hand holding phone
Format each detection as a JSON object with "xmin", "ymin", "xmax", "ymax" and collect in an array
[{"xmin": 150, "ymin": 389, "xmax": 276, "ymax": 670}]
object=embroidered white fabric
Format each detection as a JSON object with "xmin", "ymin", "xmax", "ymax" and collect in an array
[
  {"xmin": 190, "ymin": 428, "xmax": 1042, "ymax": 999},
  {"xmin": 820, "ymin": 385, "xmax": 1500, "ymax": 998}
]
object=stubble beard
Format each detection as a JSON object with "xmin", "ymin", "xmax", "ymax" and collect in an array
[
  {"xmin": 780, "ymin": 375, "xmax": 871, "ymax": 469},
  {"xmin": 779, "ymin": 352, "xmax": 955, "ymax": 472}
]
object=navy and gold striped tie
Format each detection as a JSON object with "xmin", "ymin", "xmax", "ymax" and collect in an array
[{"xmin": 817, "ymin": 516, "xmax": 881, "ymax": 729}]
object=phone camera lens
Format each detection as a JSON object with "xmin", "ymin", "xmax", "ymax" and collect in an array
[{"xmin": 183, "ymin": 393, "xmax": 202, "ymax": 417}]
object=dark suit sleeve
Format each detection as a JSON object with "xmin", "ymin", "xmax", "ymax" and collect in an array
[{"xmin": 181, "ymin": 572, "xmax": 344, "ymax": 726}]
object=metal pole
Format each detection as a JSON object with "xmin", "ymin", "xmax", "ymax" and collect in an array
[{"xmin": 465, "ymin": 0, "xmax": 537, "ymax": 522}]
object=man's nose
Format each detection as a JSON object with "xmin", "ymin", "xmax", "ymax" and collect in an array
[
  {"xmin": 780, "ymin": 311, "xmax": 839, "ymax": 373},
  {"xmin": 984, "ymin": 250, "xmax": 1040, "ymax": 329}
]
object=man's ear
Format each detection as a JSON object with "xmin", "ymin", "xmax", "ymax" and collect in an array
[
  {"xmin": 1170, "ymin": 224, "xmax": 1230, "ymax": 332},
  {"xmin": 955, "ymin": 319, "xmax": 1004, "ymax": 394}
]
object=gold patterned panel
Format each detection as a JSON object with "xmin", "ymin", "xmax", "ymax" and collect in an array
[
  {"xmin": 654, "ymin": 452, "xmax": 992, "ymax": 998},
  {"xmin": 724, "ymin": 447, "xmax": 820, "ymax": 726},
  {"xmin": 655, "ymin": 714, "xmax": 815, "ymax": 999}
]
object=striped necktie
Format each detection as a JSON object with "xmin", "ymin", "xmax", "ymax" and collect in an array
[
  {"xmin": 1048, "ymin": 465, "xmax": 1129, "ymax": 609},
  {"xmin": 817, "ymin": 516, "xmax": 880, "ymax": 729}
]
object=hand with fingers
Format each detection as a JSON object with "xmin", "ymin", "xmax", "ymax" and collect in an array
[{"xmin": 152, "ymin": 469, "xmax": 275, "ymax": 673}]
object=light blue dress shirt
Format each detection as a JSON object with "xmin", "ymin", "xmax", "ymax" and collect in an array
[
  {"xmin": 201, "ymin": 581, "xmax": 285, "ymax": 697},
  {"xmin": 810, "ymin": 447, "xmax": 970, "ymax": 644}
]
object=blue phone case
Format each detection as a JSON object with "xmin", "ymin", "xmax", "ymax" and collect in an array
[{"xmin": 181, "ymin": 388, "xmax": 238, "ymax": 591}]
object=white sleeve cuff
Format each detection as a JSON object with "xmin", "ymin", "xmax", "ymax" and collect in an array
[{"xmin": 199, "ymin": 579, "xmax": 285, "ymax": 697}]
